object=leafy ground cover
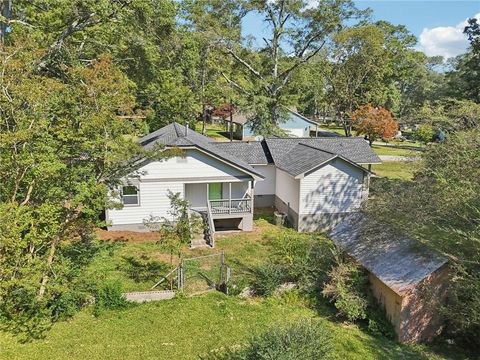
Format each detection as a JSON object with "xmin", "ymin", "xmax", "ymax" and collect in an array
[{"xmin": 0, "ymin": 217, "xmax": 462, "ymax": 359}]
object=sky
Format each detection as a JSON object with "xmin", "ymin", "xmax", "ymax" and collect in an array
[{"xmin": 242, "ymin": 0, "xmax": 480, "ymax": 59}]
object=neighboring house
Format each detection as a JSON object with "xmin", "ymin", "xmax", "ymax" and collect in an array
[
  {"xmin": 106, "ymin": 123, "xmax": 380, "ymax": 243},
  {"xmin": 330, "ymin": 215, "xmax": 449, "ymax": 343},
  {"xmin": 223, "ymin": 108, "xmax": 323, "ymax": 140}
]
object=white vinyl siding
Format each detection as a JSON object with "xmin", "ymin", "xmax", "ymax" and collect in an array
[
  {"xmin": 138, "ymin": 149, "xmax": 246, "ymax": 180},
  {"xmin": 275, "ymin": 168, "xmax": 300, "ymax": 214},
  {"xmin": 300, "ymin": 159, "xmax": 364, "ymax": 215},
  {"xmin": 107, "ymin": 148, "xmax": 256, "ymax": 227},
  {"xmin": 185, "ymin": 183, "xmax": 207, "ymax": 208},
  {"xmin": 285, "ymin": 127, "xmax": 308, "ymax": 138},
  {"xmin": 108, "ymin": 182, "xmax": 183, "ymax": 225},
  {"xmin": 252, "ymin": 165, "xmax": 276, "ymax": 195}
]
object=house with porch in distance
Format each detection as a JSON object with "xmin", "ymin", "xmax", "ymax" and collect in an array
[
  {"xmin": 106, "ymin": 123, "xmax": 381, "ymax": 246},
  {"xmin": 222, "ymin": 107, "xmax": 324, "ymax": 140}
]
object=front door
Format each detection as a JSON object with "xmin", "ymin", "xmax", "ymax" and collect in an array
[{"xmin": 208, "ymin": 183, "xmax": 223, "ymax": 200}]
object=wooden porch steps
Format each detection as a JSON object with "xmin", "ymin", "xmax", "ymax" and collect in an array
[{"xmin": 190, "ymin": 208, "xmax": 215, "ymax": 248}]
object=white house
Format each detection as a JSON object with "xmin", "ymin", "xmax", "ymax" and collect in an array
[
  {"xmin": 223, "ymin": 108, "xmax": 328, "ymax": 140},
  {"xmin": 106, "ymin": 123, "xmax": 381, "ymax": 245}
]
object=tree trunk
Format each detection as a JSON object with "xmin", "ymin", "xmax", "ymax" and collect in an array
[
  {"xmin": 200, "ymin": 51, "xmax": 208, "ymax": 135},
  {"xmin": 38, "ymin": 236, "xmax": 59, "ymax": 297},
  {"xmin": 201, "ymin": 103, "xmax": 207, "ymax": 135},
  {"xmin": 342, "ymin": 114, "xmax": 352, "ymax": 137},
  {"xmin": 0, "ymin": 0, "xmax": 12, "ymax": 44}
]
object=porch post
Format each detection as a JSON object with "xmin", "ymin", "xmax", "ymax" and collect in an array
[
  {"xmin": 206, "ymin": 183, "xmax": 209, "ymax": 209},
  {"xmin": 249, "ymin": 180, "xmax": 254, "ymax": 213},
  {"xmin": 228, "ymin": 183, "xmax": 232, "ymax": 214}
]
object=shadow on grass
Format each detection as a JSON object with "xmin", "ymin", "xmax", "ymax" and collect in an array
[
  {"xmin": 119, "ymin": 256, "xmax": 170, "ymax": 283},
  {"xmin": 1, "ymin": 239, "xmax": 125, "ymax": 343}
]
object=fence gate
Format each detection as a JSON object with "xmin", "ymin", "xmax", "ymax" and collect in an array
[{"xmin": 180, "ymin": 252, "xmax": 230, "ymax": 296}]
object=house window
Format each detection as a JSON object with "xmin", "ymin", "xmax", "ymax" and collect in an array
[{"xmin": 122, "ymin": 185, "xmax": 139, "ymax": 206}]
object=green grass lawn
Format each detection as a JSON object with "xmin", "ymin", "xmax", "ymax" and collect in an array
[
  {"xmin": 322, "ymin": 123, "xmax": 346, "ymax": 135},
  {"xmin": 0, "ymin": 292, "xmax": 448, "ymax": 360},
  {"xmin": 372, "ymin": 161, "xmax": 416, "ymax": 180},
  {"xmin": 0, "ymin": 219, "xmax": 460, "ymax": 359},
  {"xmin": 195, "ymin": 121, "xmax": 230, "ymax": 141},
  {"xmin": 371, "ymin": 145, "xmax": 422, "ymax": 157}
]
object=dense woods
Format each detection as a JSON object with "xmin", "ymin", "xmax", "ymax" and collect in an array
[{"xmin": 0, "ymin": 0, "xmax": 479, "ymax": 351}]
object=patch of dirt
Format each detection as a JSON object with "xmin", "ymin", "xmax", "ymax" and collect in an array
[{"xmin": 96, "ymin": 229, "xmax": 160, "ymax": 243}]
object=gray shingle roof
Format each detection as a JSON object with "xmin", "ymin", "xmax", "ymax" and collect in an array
[
  {"xmin": 275, "ymin": 143, "xmax": 336, "ymax": 177},
  {"xmin": 140, "ymin": 123, "xmax": 380, "ymax": 178},
  {"xmin": 266, "ymin": 137, "xmax": 381, "ymax": 167},
  {"xmin": 212, "ymin": 141, "xmax": 273, "ymax": 165},
  {"xmin": 139, "ymin": 123, "xmax": 264, "ymax": 179},
  {"xmin": 329, "ymin": 214, "xmax": 448, "ymax": 296}
]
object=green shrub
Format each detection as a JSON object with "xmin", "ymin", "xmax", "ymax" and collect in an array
[
  {"xmin": 93, "ymin": 281, "xmax": 128, "ymax": 316},
  {"xmin": 413, "ymin": 124, "xmax": 435, "ymax": 144},
  {"xmin": 49, "ymin": 290, "xmax": 87, "ymax": 321},
  {"xmin": 263, "ymin": 229, "xmax": 335, "ymax": 291},
  {"xmin": 202, "ymin": 319, "xmax": 332, "ymax": 360},
  {"xmin": 250, "ymin": 263, "xmax": 289, "ymax": 296},
  {"xmin": 119, "ymin": 256, "xmax": 170, "ymax": 283},
  {"xmin": 366, "ymin": 297, "xmax": 396, "ymax": 339},
  {"xmin": 322, "ymin": 256, "xmax": 368, "ymax": 322},
  {"xmin": 322, "ymin": 252, "xmax": 395, "ymax": 338}
]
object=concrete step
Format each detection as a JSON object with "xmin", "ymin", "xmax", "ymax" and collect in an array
[
  {"xmin": 190, "ymin": 239, "xmax": 210, "ymax": 249},
  {"xmin": 123, "ymin": 290, "xmax": 175, "ymax": 303}
]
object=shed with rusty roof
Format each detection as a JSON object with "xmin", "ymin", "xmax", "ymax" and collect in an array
[{"xmin": 330, "ymin": 215, "xmax": 449, "ymax": 343}]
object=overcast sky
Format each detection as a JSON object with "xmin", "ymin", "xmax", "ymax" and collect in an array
[{"xmin": 242, "ymin": 0, "xmax": 480, "ymax": 59}]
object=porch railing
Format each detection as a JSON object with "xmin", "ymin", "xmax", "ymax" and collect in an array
[{"xmin": 209, "ymin": 196, "xmax": 252, "ymax": 215}]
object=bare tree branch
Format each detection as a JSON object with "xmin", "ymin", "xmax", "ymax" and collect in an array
[
  {"xmin": 225, "ymin": 48, "xmax": 264, "ymax": 81},
  {"xmin": 221, "ymin": 72, "xmax": 250, "ymax": 95}
]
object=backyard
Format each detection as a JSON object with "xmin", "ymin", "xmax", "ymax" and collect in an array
[
  {"xmin": 0, "ymin": 218, "xmax": 460, "ymax": 360},
  {"xmin": 371, "ymin": 161, "xmax": 416, "ymax": 180}
]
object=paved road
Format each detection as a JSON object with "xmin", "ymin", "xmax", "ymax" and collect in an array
[{"xmin": 379, "ymin": 155, "xmax": 421, "ymax": 162}]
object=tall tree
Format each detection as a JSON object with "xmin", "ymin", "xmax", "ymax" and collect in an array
[
  {"xmin": 326, "ymin": 22, "xmax": 420, "ymax": 135},
  {"xmin": 0, "ymin": 39, "xmax": 171, "ymax": 334},
  {"xmin": 7, "ymin": 0, "xmax": 199, "ymax": 131},
  {"xmin": 180, "ymin": 0, "xmax": 243, "ymax": 134},
  {"xmin": 443, "ymin": 17, "xmax": 480, "ymax": 104},
  {"xmin": 370, "ymin": 126, "xmax": 480, "ymax": 346},
  {"xmin": 223, "ymin": 0, "xmax": 362, "ymax": 134},
  {"xmin": 326, "ymin": 24, "xmax": 388, "ymax": 136},
  {"xmin": 0, "ymin": 0, "xmax": 12, "ymax": 43},
  {"xmin": 396, "ymin": 54, "xmax": 445, "ymax": 122}
]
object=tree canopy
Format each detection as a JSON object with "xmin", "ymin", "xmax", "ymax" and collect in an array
[{"xmin": 0, "ymin": 0, "xmax": 479, "ymax": 345}]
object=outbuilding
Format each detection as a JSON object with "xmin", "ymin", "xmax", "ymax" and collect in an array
[
  {"xmin": 222, "ymin": 108, "xmax": 322, "ymax": 140},
  {"xmin": 330, "ymin": 215, "xmax": 449, "ymax": 343}
]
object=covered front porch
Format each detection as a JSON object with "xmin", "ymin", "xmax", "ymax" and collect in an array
[
  {"xmin": 185, "ymin": 181, "xmax": 253, "ymax": 215},
  {"xmin": 185, "ymin": 180, "xmax": 254, "ymax": 234}
]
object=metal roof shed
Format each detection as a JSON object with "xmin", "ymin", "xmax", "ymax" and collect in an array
[{"xmin": 330, "ymin": 214, "xmax": 449, "ymax": 343}]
